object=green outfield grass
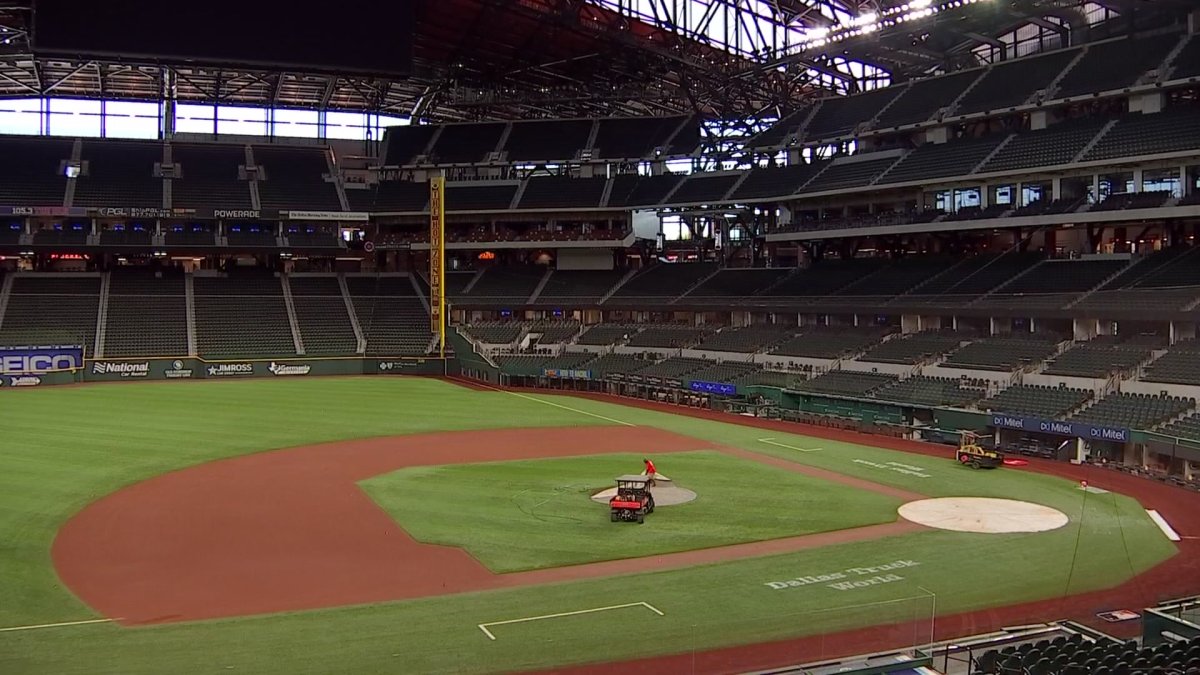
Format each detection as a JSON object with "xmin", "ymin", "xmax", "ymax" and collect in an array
[
  {"xmin": 0, "ymin": 379, "xmax": 1180, "ymax": 674},
  {"xmin": 360, "ymin": 451, "xmax": 902, "ymax": 571}
]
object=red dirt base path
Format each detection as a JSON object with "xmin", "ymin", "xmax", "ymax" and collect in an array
[
  {"xmin": 52, "ymin": 426, "xmax": 918, "ymax": 625},
  {"xmin": 499, "ymin": 388, "xmax": 1200, "ymax": 675}
]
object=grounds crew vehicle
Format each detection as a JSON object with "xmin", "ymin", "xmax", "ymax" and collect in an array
[
  {"xmin": 957, "ymin": 431, "xmax": 1005, "ymax": 469},
  {"xmin": 609, "ymin": 475, "xmax": 655, "ymax": 523}
]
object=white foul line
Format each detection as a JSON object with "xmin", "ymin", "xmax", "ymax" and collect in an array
[
  {"xmin": 1147, "ymin": 509, "xmax": 1182, "ymax": 542},
  {"xmin": 478, "ymin": 602, "xmax": 663, "ymax": 641},
  {"xmin": 0, "ymin": 618, "xmax": 117, "ymax": 633},
  {"xmin": 465, "ymin": 379, "xmax": 636, "ymax": 427},
  {"xmin": 758, "ymin": 437, "xmax": 820, "ymax": 453}
]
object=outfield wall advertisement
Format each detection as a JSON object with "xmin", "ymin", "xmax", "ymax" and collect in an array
[
  {"xmin": 989, "ymin": 414, "xmax": 1131, "ymax": 443},
  {"xmin": 0, "ymin": 356, "xmax": 445, "ymax": 388},
  {"xmin": 0, "ymin": 345, "xmax": 84, "ymax": 375}
]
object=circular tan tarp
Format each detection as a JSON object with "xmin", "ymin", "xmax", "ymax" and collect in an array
[{"xmin": 899, "ymin": 497, "xmax": 1069, "ymax": 534}]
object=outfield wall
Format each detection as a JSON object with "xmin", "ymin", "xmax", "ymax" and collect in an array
[{"xmin": 0, "ymin": 355, "xmax": 446, "ymax": 388}]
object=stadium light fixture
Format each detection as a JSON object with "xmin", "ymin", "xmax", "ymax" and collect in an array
[{"xmin": 795, "ymin": 0, "xmax": 989, "ymax": 51}]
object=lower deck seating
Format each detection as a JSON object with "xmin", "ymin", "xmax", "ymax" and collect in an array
[
  {"xmin": 104, "ymin": 273, "xmax": 188, "ymax": 357},
  {"xmin": 874, "ymin": 376, "xmax": 988, "ymax": 408},
  {"xmin": 1070, "ymin": 392, "xmax": 1194, "ymax": 429},
  {"xmin": 972, "ymin": 632, "xmax": 1200, "ymax": 675},
  {"xmin": 637, "ymin": 356, "xmax": 713, "ymax": 379},
  {"xmin": 626, "ymin": 325, "xmax": 710, "ymax": 348},
  {"xmin": 0, "ymin": 276, "xmax": 101, "ymax": 355},
  {"xmin": 859, "ymin": 331, "xmax": 965, "ymax": 364},
  {"xmin": 576, "ymin": 323, "xmax": 635, "ymax": 346},
  {"xmin": 1160, "ymin": 412, "xmax": 1200, "ymax": 443},
  {"xmin": 583, "ymin": 352, "xmax": 654, "ymax": 377},
  {"xmin": 348, "ymin": 276, "xmax": 432, "ymax": 356},
  {"xmin": 769, "ymin": 328, "xmax": 890, "ymax": 359},
  {"xmin": 687, "ymin": 361, "xmax": 761, "ymax": 384},
  {"xmin": 193, "ymin": 276, "xmax": 295, "ymax": 359},
  {"xmin": 940, "ymin": 335, "xmax": 1061, "ymax": 371},
  {"xmin": 696, "ymin": 326, "xmax": 794, "ymax": 353},
  {"xmin": 1142, "ymin": 341, "xmax": 1200, "ymax": 386},
  {"xmin": 1042, "ymin": 339, "xmax": 1152, "ymax": 377},
  {"xmin": 526, "ymin": 321, "xmax": 579, "ymax": 344},
  {"xmin": 289, "ymin": 276, "xmax": 357, "ymax": 356},
  {"xmin": 793, "ymin": 370, "xmax": 897, "ymax": 397},
  {"xmin": 982, "ymin": 385, "xmax": 1093, "ymax": 419},
  {"xmin": 463, "ymin": 322, "xmax": 524, "ymax": 344}
]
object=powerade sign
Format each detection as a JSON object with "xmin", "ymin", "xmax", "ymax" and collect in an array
[
  {"xmin": 0, "ymin": 345, "xmax": 83, "ymax": 375},
  {"xmin": 990, "ymin": 414, "xmax": 1130, "ymax": 443},
  {"xmin": 690, "ymin": 380, "xmax": 738, "ymax": 396}
]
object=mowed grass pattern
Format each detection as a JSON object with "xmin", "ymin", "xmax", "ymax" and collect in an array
[
  {"xmin": 0, "ymin": 379, "xmax": 1180, "ymax": 675},
  {"xmin": 361, "ymin": 451, "xmax": 902, "ymax": 571}
]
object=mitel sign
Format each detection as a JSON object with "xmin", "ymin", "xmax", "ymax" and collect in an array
[
  {"xmin": 0, "ymin": 345, "xmax": 83, "ymax": 375},
  {"xmin": 990, "ymin": 414, "xmax": 1130, "ymax": 443}
]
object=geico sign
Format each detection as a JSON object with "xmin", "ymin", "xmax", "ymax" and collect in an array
[{"xmin": 0, "ymin": 354, "xmax": 78, "ymax": 375}]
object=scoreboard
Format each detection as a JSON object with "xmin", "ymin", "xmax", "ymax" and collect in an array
[{"xmin": 32, "ymin": 0, "xmax": 414, "ymax": 76}]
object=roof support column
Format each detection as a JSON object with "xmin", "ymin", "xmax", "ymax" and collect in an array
[{"xmin": 161, "ymin": 68, "xmax": 177, "ymax": 139}]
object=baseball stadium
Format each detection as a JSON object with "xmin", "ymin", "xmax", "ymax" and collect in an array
[{"xmin": 3, "ymin": 1, "xmax": 1200, "ymax": 674}]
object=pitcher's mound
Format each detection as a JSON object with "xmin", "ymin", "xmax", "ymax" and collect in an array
[
  {"xmin": 591, "ymin": 484, "xmax": 698, "ymax": 506},
  {"xmin": 899, "ymin": 497, "xmax": 1068, "ymax": 534}
]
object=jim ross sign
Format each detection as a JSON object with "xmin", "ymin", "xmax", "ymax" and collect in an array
[
  {"xmin": 990, "ymin": 414, "xmax": 1130, "ymax": 443},
  {"xmin": 0, "ymin": 345, "xmax": 83, "ymax": 375}
]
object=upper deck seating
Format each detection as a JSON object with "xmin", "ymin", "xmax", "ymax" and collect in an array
[
  {"xmin": 955, "ymin": 48, "xmax": 1079, "ymax": 114},
  {"xmin": 503, "ymin": 120, "xmax": 592, "ymax": 162},
  {"xmin": 172, "ymin": 144, "xmax": 252, "ymax": 209},
  {"xmin": 75, "ymin": 140, "xmax": 163, "ymax": 208},
  {"xmin": 1054, "ymin": 35, "xmax": 1174, "ymax": 99},
  {"xmin": 255, "ymin": 146, "xmax": 342, "ymax": 211},
  {"xmin": 876, "ymin": 70, "xmax": 980, "ymax": 128},
  {"xmin": 0, "ymin": 137, "xmax": 70, "ymax": 205},
  {"xmin": 381, "ymin": 125, "xmax": 437, "ymax": 165},
  {"xmin": 427, "ymin": 123, "xmax": 505, "ymax": 164}
]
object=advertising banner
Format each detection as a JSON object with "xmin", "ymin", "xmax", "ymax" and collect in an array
[
  {"xmin": 282, "ymin": 211, "xmax": 370, "ymax": 222},
  {"xmin": 543, "ymin": 368, "xmax": 592, "ymax": 380},
  {"xmin": 989, "ymin": 414, "xmax": 1130, "ymax": 443},
  {"xmin": 88, "ymin": 207, "xmax": 280, "ymax": 221},
  {"xmin": 0, "ymin": 345, "xmax": 83, "ymax": 375},
  {"xmin": 690, "ymin": 380, "xmax": 738, "ymax": 396},
  {"xmin": 0, "ymin": 206, "xmax": 88, "ymax": 217},
  {"xmin": 372, "ymin": 358, "xmax": 443, "ymax": 375},
  {"xmin": 86, "ymin": 358, "xmax": 198, "ymax": 382}
]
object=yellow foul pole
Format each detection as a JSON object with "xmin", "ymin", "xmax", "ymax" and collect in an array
[{"xmin": 429, "ymin": 175, "xmax": 446, "ymax": 358}]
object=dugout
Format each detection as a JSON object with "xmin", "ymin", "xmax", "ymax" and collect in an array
[{"xmin": 987, "ymin": 414, "xmax": 1133, "ymax": 463}]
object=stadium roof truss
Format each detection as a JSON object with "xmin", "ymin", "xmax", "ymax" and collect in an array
[{"xmin": 0, "ymin": 0, "xmax": 1189, "ymax": 124}]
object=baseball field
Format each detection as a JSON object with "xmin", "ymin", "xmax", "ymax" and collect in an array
[{"xmin": 0, "ymin": 376, "xmax": 1195, "ymax": 674}]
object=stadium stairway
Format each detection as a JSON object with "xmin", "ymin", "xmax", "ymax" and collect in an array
[
  {"xmin": 1064, "ymin": 258, "xmax": 1141, "ymax": 308},
  {"xmin": 280, "ymin": 275, "xmax": 306, "ymax": 355},
  {"xmin": 337, "ymin": 275, "xmax": 367, "ymax": 353},
  {"xmin": 597, "ymin": 269, "xmax": 639, "ymax": 304},
  {"xmin": 93, "ymin": 272, "xmax": 112, "ymax": 357},
  {"xmin": 525, "ymin": 268, "xmax": 554, "ymax": 304},
  {"xmin": 0, "ymin": 274, "xmax": 12, "ymax": 333},
  {"xmin": 184, "ymin": 275, "xmax": 197, "ymax": 355}
]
